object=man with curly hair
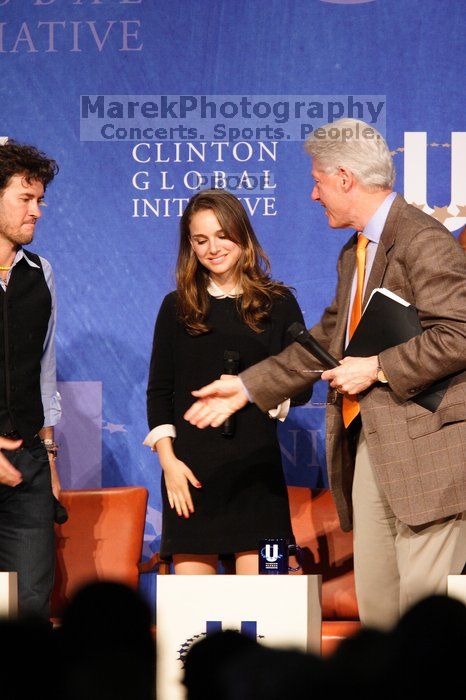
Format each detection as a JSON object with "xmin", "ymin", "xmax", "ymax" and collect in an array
[{"xmin": 0, "ymin": 140, "xmax": 61, "ymax": 618}]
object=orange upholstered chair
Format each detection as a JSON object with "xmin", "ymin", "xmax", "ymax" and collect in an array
[
  {"xmin": 288, "ymin": 486, "xmax": 360, "ymax": 655},
  {"xmin": 51, "ymin": 486, "xmax": 148, "ymax": 620}
]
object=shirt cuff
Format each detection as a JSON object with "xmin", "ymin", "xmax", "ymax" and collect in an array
[
  {"xmin": 268, "ymin": 399, "xmax": 291, "ymax": 422},
  {"xmin": 143, "ymin": 424, "xmax": 176, "ymax": 450},
  {"xmin": 239, "ymin": 377, "xmax": 252, "ymax": 402},
  {"xmin": 42, "ymin": 391, "xmax": 62, "ymax": 428}
]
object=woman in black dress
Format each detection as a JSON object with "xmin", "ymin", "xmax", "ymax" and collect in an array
[{"xmin": 145, "ymin": 189, "xmax": 310, "ymax": 574}]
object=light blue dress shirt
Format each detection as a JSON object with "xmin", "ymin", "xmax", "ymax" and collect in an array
[{"xmin": 0, "ymin": 248, "xmax": 61, "ymax": 427}]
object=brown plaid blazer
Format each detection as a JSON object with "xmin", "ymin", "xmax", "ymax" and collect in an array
[{"xmin": 241, "ymin": 195, "xmax": 466, "ymax": 530}]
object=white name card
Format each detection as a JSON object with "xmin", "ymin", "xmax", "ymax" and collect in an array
[{"xmin": 157, "ymin": 574, "xmax": 322, "ymax": 700}]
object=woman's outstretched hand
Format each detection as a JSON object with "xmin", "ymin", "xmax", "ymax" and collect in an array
[{"xmin": 184, "ymin": 375, "xmax": 249, "ymax": 429}]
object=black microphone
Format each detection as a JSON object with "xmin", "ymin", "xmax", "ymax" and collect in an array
[
  {"xmin": 222, "ymin": 350, "xmax": 240, "ymax": 438},
  {"xmin": 287, "ymin": 322, "xmax": 340, "ymax": 369}
]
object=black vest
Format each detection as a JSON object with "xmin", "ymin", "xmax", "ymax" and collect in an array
[{"xmin": 0, "ymin": 251, "xmax": 52, "ymax": 439}]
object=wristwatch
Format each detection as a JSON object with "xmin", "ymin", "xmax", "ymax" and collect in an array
[{"xmin": 376, "ymin": 361, "xmax": 388, "ymax": 384}]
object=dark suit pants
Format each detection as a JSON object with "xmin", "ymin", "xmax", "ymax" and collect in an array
[{"xmin": 0, "ymin": 442, "xmax": 54, "ymax": 619}]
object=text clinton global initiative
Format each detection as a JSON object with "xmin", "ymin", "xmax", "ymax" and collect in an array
[{"xmin": 0, "ymin": 21, "xmax": 142, "ymax": 54}]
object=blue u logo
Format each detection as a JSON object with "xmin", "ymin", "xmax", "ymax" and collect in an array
[{"xmin": 206, "ymin": 621, "xmax": 257, "ymax": 639}]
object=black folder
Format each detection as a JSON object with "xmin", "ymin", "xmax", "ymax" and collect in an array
[{"xmin": 344, "ymin": 289, "xmax": 450, "ymax": 412}]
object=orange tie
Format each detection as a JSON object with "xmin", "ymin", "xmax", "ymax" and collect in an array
[{"xmin": 342, "ymin": 233, "xmax": 369, "ymax": 428}]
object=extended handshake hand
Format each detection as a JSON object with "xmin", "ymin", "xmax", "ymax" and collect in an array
[
  {"xmin": 184, "ymin": 375, "xmax": 249, "ymax": 428},
  {"xmin": 184, "ymin": 355, "xmax": 381, "ymax": 430}
]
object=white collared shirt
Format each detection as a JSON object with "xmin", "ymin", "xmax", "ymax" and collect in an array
[{"xmin": 207, "ymin": 279, "xmax": 243, "ymax": 298}]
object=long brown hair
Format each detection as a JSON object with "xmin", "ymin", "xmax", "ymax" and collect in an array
[{"xmin": 176, "ymin": 189, "xmax": 290, "ymax": 335}]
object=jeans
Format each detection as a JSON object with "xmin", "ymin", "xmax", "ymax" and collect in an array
[{"xmin": 0, "ymin": 441, "xmax": 54, "ymax": 618}]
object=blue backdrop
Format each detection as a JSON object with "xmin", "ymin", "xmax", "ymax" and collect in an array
[{"xmin": 1, "ymin": 0, "xmax": 465, "ymax": 607}]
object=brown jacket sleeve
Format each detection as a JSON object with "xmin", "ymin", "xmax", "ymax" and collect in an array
[
  {"xmin": 240, "ymin": 246, "xmax": 348, "ymax": 412},
  {"xmin": 241, "ymin": 289, "xmax": 340, "ymax": 412},
  {"xmin": 379, "ymin": 226, "xmax": 466, "ymax": 401}
]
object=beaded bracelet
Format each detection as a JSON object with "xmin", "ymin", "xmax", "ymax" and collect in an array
[{"xmin": 43, "ymin": 439, "xmax": 59, "ymax": 458}]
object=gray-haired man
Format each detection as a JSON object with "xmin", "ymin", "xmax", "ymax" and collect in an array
[{"xmin": 184, "ymin": 118, "xmax": 466, "ymax": 629}]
